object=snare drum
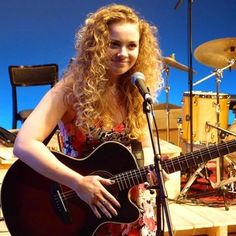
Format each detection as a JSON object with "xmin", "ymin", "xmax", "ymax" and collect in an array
[{"xmin": 182, "ymin": 91, "xmax": 230, "ymax": 144}]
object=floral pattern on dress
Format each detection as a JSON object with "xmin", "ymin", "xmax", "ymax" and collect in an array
[{"xmin": 59, "ymin": 121, "xmax": 131, "ymax": 158}]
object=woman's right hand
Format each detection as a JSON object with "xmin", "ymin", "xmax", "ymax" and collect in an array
[{"xmin": 74, "ymin": 175, "xmax": 121, "ymax": 219}]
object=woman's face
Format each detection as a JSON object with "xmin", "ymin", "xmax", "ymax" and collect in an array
[{"xmin": 106, "ymin": 22, "xmax": 140, "ymax": 80}]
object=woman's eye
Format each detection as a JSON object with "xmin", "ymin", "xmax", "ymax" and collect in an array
[
  {"xmin": 129, "ymin": 43, "xmax": 137, "ymax": 49},
  {"xmin": 109, "ymin": 42, "xmax": 120, "ymax": 48}
]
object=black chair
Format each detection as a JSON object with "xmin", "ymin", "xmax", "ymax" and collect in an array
[{"xmin": 8, "ymin": 64, "xmax": 59, "ymax": 129}]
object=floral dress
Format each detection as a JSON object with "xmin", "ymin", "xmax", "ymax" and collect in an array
[{"xmin": 58, "ymin": 119, "xmax": 157, "ymax": 236}]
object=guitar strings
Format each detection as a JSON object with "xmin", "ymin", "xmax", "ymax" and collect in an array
[
  {"xmin": 162, "ymin": 140, "xmax": 236, "ymax": 173},
  {"xmin": 59, "ymin": 140, "xmax": 236, "ymax": 201}
]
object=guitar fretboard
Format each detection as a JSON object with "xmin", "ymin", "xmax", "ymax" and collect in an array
[
  {"xmin": 162, "ymin": 139, "xmax": 236, "ymax": 174},
  {"xmin": 110, "ymin": 140, "xmax": 236, "ymax": 191}
]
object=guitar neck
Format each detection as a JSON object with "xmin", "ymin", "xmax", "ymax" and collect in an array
[
  {"xmin": 162, "ymin": 139, "xmax": 236, "ymax": 174},
  {"xmin": 111, "ymin": 139, "xmax": 236, "ymax": 191}
]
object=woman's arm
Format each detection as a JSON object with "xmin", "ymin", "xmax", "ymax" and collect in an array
[{"xmin": 13, "ymin": 81, "xmax": 120, "ymax": 218}]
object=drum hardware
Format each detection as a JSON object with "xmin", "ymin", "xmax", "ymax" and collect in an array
[
  {"xmin": 177, "ymin": 117, "xmax": 182, "ymax": 147},
  {"xmin": 205, "ymin": 122, "xmax": 236, "ymax": 140},
  {"xmin": 205, "ymin": 122, "xmax": 236, "ymax": 184},
  {"xmin": 206, "ymin": 123, "xmax": 236, "ymax": 195},
  {"xmin": 162, "ymin": 63, "xmax": 171, "ymax": 142},
  {"xmin": 223, "ymin": 121, "xmax": 236, "ymax": 193},
  {"xmin": 177, "ymin": 162, "xmax": 211, "ymax": 201},
  {"xmin": 192, "ymin": 59, "xmax": 235, "ymax": 87},
  {"xmin": 162, "ymin": 53, "xmax": 194, "ymax": 142},
  {"xmin": 211, "ymin": 159, "xmax": 236, "ymax": 190},
  {"xmin": 179, "ymin": 123, "xmax": 236, "ymax": 209},
  {"xmin": 225, "ymin": 157, "xmax": 236, "ymax": 194}
]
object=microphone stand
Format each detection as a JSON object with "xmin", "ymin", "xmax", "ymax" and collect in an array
[
  {"xmin": 175, "ymin": 0, "xmax": 194, "ymax": 152},
  {"xmin": 187, "ymin": 0, "xmax": 194, "ymax": 153},
  {"xmin": 142, "ymin": 100, "xmax": 173, "ymax": 236}
]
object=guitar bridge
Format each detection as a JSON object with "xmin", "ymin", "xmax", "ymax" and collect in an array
[{"xmin": 52, "ymin": 182, "xmax": 71, "ymax": 223}]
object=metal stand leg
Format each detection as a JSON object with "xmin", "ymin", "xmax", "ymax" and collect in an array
[{"xmin": 178, "ymin": 163, "xmax": 208, "ymax": 200}]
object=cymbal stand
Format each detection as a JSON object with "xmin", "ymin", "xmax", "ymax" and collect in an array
[
  {"xmin": 162, "ymin": 64, "xmax": 171, "ymax": 142},
  {"xmin": 193, "ymin": 59, "xmax": 235, "ymax": 87}
]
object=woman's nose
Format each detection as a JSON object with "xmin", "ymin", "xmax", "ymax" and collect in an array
[{"xmin": 118, "ymin": 46, "xmax": 128, "ymax": 57}]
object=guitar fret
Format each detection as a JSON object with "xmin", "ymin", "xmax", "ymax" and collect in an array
[
  {"xmin": 120, "ymin": 173, "xmax": 125, "ymax": 190},
  {"xmin": 215, "ymin": 144, "xmax": 220, "ymax": 157},
  {"xmin": 115, "ymin": 175, "xmax": 122, "ymax": 191},
  {"xmin": 138, "ymin": 168, "xmax": 145, "ymax": 183},
  {"xmin": 225, "ymin": 141, "xmax": 230, "ymax": 155},
  {"xmin": 134, "ymin": 170, "xmax": 139, "ymax": 185},
  {"xmin": 177, "ymin": 158, "xmax": 182, "ymax": 172},
  {"xmin": 199, "ymin": 149, "xmax": 204, "ymax": 163},
  {"xmin": 180, "ymin": 156, "xmax": 189, "ymax": 171},
  {"xmin": 127, "ymin": 171, "xmax": 132, "ymax": 188},
  {"xmin": 191, "ymin": 152, "xmax": 197, "ymax": 166},
  {"xmin": 207, "ymin": 146, "xmax": 213, "ymax": 160},
  {"xmin": 197, "ymin": 150, "xmax": 203, "ymax": 164},
  {"xmin": 223, "ymin": 142, "xmax": 229, "ymax": 155},
  {"xmin": 185, "ymin": 154, "xmax": 190, "ymax": 169},
  {"xmin": 229, "ymin": 141, "xmax": 236, "ymax": 153},
  {"xmin": 126, "ymin": 171, "xmax": 132, "ymax": 188},
  {"xmin": 165, "ymin": 162, "xmax": 171, "ymax": 173},
  {"xmin": 137, "ymin": 169, "xmax": 141, "ymax": 183},
  {"xmin": 212, "ymin": 145, "xmax": 221, "ymax": 158},
  {"xmin": 170, "ymin": 160, "xmax": 176, "ymax": 172},
  {"xmin": 130, "ymin": 170, "xmax": 136, "ymax": 186},
  {"xmin": 123, "ymin": 172, "xmax": 128, "ymax": 189},
  {"xmin": 217, "ymin": 143, "xmax": 224, "ymax": 156}
]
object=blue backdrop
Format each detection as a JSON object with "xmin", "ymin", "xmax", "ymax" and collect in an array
[{"xmin": 1, "ymin": 0, "xmax": 236, "ymax": 129}]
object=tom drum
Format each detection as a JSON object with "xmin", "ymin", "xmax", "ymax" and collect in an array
[{"xmin": 182, "ymin": 91, "xmax": 230, "ymax": 144}]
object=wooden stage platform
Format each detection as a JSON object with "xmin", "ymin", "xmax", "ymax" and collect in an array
[
  {"xmin": 1, "ymin": 201, "xmax": 236, "ymax": 235},
  {"xmin": 164, "ymin": 202, "xmax": 236, "ymax": 236}
]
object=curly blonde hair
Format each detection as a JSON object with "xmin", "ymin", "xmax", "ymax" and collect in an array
[{"xmin": 63, "ymin": 4, "xmax": 163, "ymax": 140}]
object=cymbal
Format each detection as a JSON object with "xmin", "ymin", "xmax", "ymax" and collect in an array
[
  {"xmin": 162, "ymin": 54, "xmax": 194, "ymax": 72},
  {"xmin": 194, "ymin": 37, "xmax": 236, "ymax": 69}
]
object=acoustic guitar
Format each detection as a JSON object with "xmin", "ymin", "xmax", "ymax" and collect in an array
[{"xmin": 1, "ymin": 140, "xmax": 236, "ymax": 235}]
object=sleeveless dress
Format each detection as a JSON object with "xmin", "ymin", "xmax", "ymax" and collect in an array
[{"xmin": 58, "ymin": 119, "xmax": 157, "ymax": 236}]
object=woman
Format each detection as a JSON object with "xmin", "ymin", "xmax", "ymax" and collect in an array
[{"xmin": 14, "ymin": 4, "xmax": 163, "ymax": 235}]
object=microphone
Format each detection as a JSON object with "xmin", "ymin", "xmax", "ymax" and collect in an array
[{"xmin": 131, "ymin": 72, "xmax": 153, "ymax": 104}]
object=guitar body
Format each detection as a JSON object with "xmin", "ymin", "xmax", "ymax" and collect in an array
[{"xmin": 1, "ymin": 142, "xmax": 140, "ymax": 236}]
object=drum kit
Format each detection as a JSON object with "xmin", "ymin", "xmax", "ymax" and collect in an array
[{"xmin": 161, "ymin": 37, "xmax": 236, "ymax": 202}]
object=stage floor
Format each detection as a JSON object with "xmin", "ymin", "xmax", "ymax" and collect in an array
[
  {"xmin": 1, "ymin": 202, "xmax": 236, "ymax": 236},
  {"xmin": 164, "ymin": 202, "xmax": 236, "ymax": 236}
]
